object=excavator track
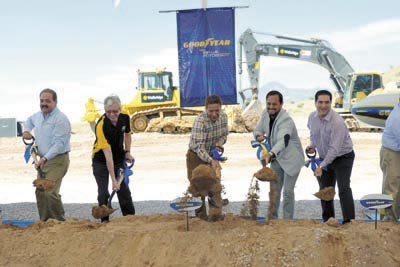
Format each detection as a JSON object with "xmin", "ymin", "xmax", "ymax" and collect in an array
[
  {"xmin": 130, "ymin": 106, "xmax": 203, "ymax": 133},
  {"xmin": 340, "ymin": 113, "xmax": 383, "ymax": 133}
]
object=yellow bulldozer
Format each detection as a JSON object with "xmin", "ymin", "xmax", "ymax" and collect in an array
[{"xmin": 82, "ymin": 69, "xmax": 247, "ymax": 133}]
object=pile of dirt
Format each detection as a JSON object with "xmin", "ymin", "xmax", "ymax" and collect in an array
[{"xmin": 1, "ymin": 215, "xmax": 399, "ymax": 266}]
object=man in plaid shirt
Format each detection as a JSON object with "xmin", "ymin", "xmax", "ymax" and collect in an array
[{"xmin": 187, "ymin": 95, "xmax": 229, "ymax": 221}]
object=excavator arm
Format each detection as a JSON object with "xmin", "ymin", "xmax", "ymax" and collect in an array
[{"xmin": 238, "ymin": 28, "xmax": 354, "ymax": 110}]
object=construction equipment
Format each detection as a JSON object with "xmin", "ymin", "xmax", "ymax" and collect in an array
[
  {"xmin": 237, "ymin": 28, "xmax": 389, "ymax": 131},
  {"xmin": 83, "ymin": 69, "xmax": 247, "ymax": 133}
]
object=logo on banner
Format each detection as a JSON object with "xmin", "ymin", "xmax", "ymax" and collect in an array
[
  {"xmin": 142, "ymin": 93, "xmax": 165, "ymax": 103},
  {"xmin": 183, "ymin": 38, "xmax": 231, "ymax": 48},
  {"xmin": 278, "ymin": 46, "xmax": 300, "ymax": 58}
]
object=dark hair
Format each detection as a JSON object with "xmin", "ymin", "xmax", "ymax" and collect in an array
[
  {"xmin": 315, "ymin": 90, "xmax": 332, "ymax": 102},
  {"xmin": 205, "ymin": 95, "xmax": 222, "ymax": 107},
  {"xmin": 266, "ymin": 90, "xmax": 283, "ymax": 104},
  {"xmin": 40, "ymin": 88, "xmax": 57, "ymax": 103}
]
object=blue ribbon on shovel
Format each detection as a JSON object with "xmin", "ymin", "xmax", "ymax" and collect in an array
[
  {"xmin": 117, "ymin": 159, "xmax": 135, "ymax": 185},
  {"xmin": 211, "ymin": 147, "xmax": 227, "ymax": 161},
  {"xmin": 304, "ymin": 151, "xmax": 322, "ymax": 172},
  {"xmin": 23, "ymin": 136, "xmax": 37, "ymax": 163},
  {"xmin": 250, "ymin": 138, "xmax": 271, "ymax": 160}
]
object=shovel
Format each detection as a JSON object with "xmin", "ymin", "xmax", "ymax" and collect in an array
[
  {"xmin": 23, "ymin": 136, "xmax": 56, "ymax": 191},
  {"xmin": 305, "ymin": 150, "xmax": 335, "ymax": 201},
  {"xmin": 251, "ymin": 138, "xmax": 277, "ymax": 181},
  {"xmin": 92, "ymin": 160, "xmax": 134, "ymax": 219}
]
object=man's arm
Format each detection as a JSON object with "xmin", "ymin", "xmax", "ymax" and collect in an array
[
  {"xmin": 44, "ymin": 116, "xmax": 71, "ymax": 161},
  {"xmin": 216, "ymin": 113, "xmax": 229, "ymax": 147},
  {"xmin": 253, "ymin": 111, "xmax": 267, "ymax": 140},
  {"xmin": 319, "ymin": 119, "xmax": 347, "ymax": 169},
  {"xmin": 23, "ymin": 115, "xmax": 35, "ymax": 140},
  {"xmin": 124, "ymin": 132, "xmax": 134, "ymax": 163},
  {"xmin": 270, "ymin": 117, "xmax": 292, "ymax": 156},
  {"xmin": 103, "ymin": 147, "xmax": 120, "ymax": 191},
  {"xmin": 191, "ymin": 117, "xmax": 213, "ymax": 163}
]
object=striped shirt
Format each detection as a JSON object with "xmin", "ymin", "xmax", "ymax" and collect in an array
[
  {"xmin": 307, "ymin": 109, "xmax": 353, "ymax": 169},
  {"xmin": 189, "ymin": 111, "xmax": 229, "ymax": 163}
]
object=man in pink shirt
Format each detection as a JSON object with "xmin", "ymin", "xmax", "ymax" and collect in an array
[{"xmin": 307, "ymin": 90, "xmax": 355, "ymax": 224}]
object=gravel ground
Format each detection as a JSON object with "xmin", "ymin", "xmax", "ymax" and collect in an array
[{"xmin": 0, "ymin": 200, "xmax": 372, "ymax": 222}]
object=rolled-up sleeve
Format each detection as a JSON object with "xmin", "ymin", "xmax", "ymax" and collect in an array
[
  {"xmin": 216, "ymin": 113, "xmax": 229, "ymax": 146},
  {"xmin": 191, "ymin": 119, "xmax": 212, "ymax": 163}
]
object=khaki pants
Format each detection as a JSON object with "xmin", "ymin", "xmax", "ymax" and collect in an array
[
  {"xmin": 36, "ymin": 153, "xmax": 69, "ymax": 221},
  {"xmin": 186, "ymin": 150, "xmax": 222, "ymax": 219},
  {"xmin": 380, "ymin": 146, "xmax": 400, "ymax": 219}
]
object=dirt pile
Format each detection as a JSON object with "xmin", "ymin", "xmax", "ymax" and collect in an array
[{"xmin": 1, "ymin": 215, "xmax": 400, "ymax": 267}]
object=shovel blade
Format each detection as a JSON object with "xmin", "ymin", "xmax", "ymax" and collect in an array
[{"xmin": 92, "ymin": 205, "xmax": 118, "ymax": 219}]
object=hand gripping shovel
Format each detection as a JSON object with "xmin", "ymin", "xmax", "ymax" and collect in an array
[
  {"xmin": 23, "ymin": 136, "xmax": 56, "ymax": 191},
  {"xmin": 251, "ymin": 138, "xmax": 277, "ymax": 182},
  {"xmin": 305, "ymin": 150, "xmax": 335, "ymax": 201},
  {"xmin": 92, "ymin": 160, "xmax": 134, "ymax": 219}
]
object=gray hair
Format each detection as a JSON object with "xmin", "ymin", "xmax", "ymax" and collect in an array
[{"xmin": 104, "ymin": 95, "xmax": 121, "ymax": 109}]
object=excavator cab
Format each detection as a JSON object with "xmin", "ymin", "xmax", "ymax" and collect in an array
[{"xmin": 343, "ymin": 72, "xmax": 383, "ymax": 108}]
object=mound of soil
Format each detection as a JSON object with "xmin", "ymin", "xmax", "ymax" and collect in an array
[{"xmin": 1, "ymin": 215, "xmax": 399, "ymax": 266}]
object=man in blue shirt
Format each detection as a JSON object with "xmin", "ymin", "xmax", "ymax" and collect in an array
[
  {"xmin": 23, "ymin": 88, "xmax": 71, "ymax": 221},
  {"xmin": 380, "ymin": 100, "xmax": 400, "ymax": 221}
]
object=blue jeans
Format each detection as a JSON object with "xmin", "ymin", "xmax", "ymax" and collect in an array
[{"xmin": 270, "ymin": 160, "xmax": 300, "ymax": 219}]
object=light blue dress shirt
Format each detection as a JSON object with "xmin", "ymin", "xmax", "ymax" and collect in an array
[
  {"xmin": 24, "ymin": 107, "xmax": 71, "ymax": 160},
  {"xmin": 382, "ymin": 103, "xmax": 400, "ymax": 152}
]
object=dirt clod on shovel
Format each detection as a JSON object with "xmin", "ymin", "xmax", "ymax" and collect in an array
[
  {"xmin": 314, "ymin": 186, "xmax": 336, "ymax": 201},
  {"xmin": 189, "ymin": 164, "xmax": 221, "ymax": 197},
  {"xmin": 253, "ymin": 167, "xmax": 277, "ymax": 182},
  {"xmin": 33, "ymin": 178, "xmax": 56, "ymax": 191},
  {"xmin": 92, "ymin": 205, "xmax": 117, "ymax": 219}
]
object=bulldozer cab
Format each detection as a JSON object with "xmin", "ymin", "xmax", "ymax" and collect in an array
[
  {"xmin": 344, "ymin": 72, "xmax": 383, "ymax": 107},
  {"xmin": 138, "ymin": 70, "xmax": 175, "ymax": 101}
]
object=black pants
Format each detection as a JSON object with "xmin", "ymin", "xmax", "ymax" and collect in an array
[
  {"xmin": 317, "ymin": 151, "xmax": 355, "ymax": 222},
  {"xmin": 92, "ymin": 160, "xmax": 135, "ymax": 221}
]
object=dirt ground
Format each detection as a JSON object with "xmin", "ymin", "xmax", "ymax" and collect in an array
[{"xmin": 1, "ymin": 215, "xmax": 400, "ymax": 267}]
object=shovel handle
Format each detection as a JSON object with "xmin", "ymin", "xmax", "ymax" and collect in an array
[
  {"xmin": 107, "ymin": 168, "xmax": 126, "ymax": 208},
  {"xmin": 23, "ymin": 135, "xmax": 35, "ymax": 145}
]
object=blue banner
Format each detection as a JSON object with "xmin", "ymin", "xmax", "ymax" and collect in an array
[{"xmin": 177, "ymin": 8, "xmax": 237, "ymax": 107}]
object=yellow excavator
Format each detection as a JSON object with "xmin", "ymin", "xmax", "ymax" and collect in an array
[{"xmin": 82, "ymin": 69, "xmax": 247, "ymax": 133}]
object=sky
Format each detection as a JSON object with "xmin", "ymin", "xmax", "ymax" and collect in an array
[{"xmin": 1, "ymin": 0, "xmax": 400, "ymax": 122}]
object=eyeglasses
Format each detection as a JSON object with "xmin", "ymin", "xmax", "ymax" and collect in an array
[{"xmin": 105, "ymin": 109, "xmax": 120, "ymax": 115}]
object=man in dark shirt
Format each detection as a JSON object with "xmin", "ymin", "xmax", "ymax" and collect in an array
[{"xmin": 92, "ymin": 95, "xmax": 135, "ymax": 222}]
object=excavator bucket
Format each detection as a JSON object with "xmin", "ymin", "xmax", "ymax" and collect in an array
[{"xmin": 241, "ymin": 99, "xmax": 263, "ymax": 132}]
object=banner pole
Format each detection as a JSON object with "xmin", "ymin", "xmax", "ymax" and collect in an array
[{"xmin": 202, "ymin": 0, "xmax": 207, "ymax": 10}]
